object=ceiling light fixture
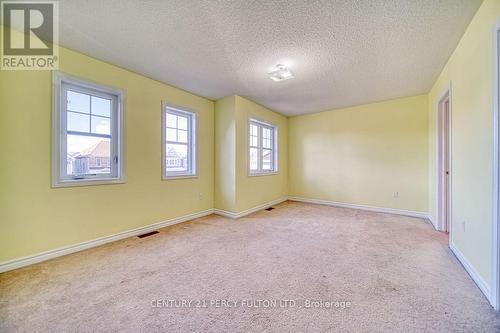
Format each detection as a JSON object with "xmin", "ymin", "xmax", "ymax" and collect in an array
[{"xmin": 267, "ymin": 64, "xmax": 294, "ymax": 82}]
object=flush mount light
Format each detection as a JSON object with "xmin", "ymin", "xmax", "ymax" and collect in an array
[{"xmin": 267, "ymin": 64, "xmax": 294, "ymax": 82}]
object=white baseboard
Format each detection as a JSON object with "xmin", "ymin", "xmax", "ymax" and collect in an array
[
  {"xmin": 0, "ymin": 197, "xmax": 437, "ymax": 274},
  {"xmin": 427, "ymin": 215, "xmax": 439, "ymax": 230},
  {"xmin": 0, "ymin": 197, "xmax": 287, "ymax": 273},
  {"xmin": 449, "ymin": 241, "xmax": 492, "ymax": 305},
  {"xmin": 0, "ymin": 209, "xmax": 214, "ymax": 273},
  {"xmin": 288, "ymin": 196, "xmax": 428, "ymax": 219},
  {"xmin": 214, "ymin": 197, "xmax": 288, "ymax": 219}
]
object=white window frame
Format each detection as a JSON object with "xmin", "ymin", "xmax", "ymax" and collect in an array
[
  {"xmin": 248, "ymin": 118, "xmax": 278, "ymax": 176},
  {"xmin": 52, "ymin": 71, "xmax": 125, "ymax": 187},
  {"xmin": 162, "ymin": 103, "xmax": 197, "ymax": 180}
]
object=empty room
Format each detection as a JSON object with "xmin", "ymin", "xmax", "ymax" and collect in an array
[{"xmin": 1, "ymin": 0, "xmax": 500, "ymax": 332}]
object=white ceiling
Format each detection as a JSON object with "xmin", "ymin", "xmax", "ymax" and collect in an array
[{"xmin": 59, "ymin": 0, "xmax": 482, "ymax": 116}]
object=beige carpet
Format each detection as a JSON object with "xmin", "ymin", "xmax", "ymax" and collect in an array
[{"xmin": 1, "ymin": 201, "xmax": 499, "ymax": 332}]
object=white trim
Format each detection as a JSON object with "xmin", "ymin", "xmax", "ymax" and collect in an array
[
  {"xmin": 450, "ymin": 241, "xmax": 492, "ymax": 304},
  {"xmin": 0, "ymin": 209, "xmax": 214, "ymax": 273},
  {"xmin": 161, "ymin": 102, "xmax": 198, "ymax": 180},
  {"xmin": 248, "ymin": 117, "xmax": 279, "ymax": 176},
  {"xmin": 163, "ymin": 174, "xmax": 199, "ymax": 180},
  {"xmin": 427, "ymin": 215, "xmax": 438, "ymax": 230},
  {"xmin": 492, "ymin": 20, "xmax": 500, "ymax": 311},
  {"xmin": 1, "ymin": 197, "xmax": 289, "ymax": 272},
  {"xmin": 288, "ymin": 196, "xmax": 429, "ymax": 219},
  {"xmin": 435, "ymin": 82, "xmax": 452, "ymax": 233},
  {"xmin": 52, "ymin": 177, "xmax": 126, "ymax": 187},
  {"xmin": 248, "ymin": 171, "xmax": 279, "ymax": 177},
  {"xmin": 214, "ymin": 197, "xmax": 288, "ymax": 219},
  {"xmin": 52, "ymin": 71, "xmax": 126, "ymax": 188}
]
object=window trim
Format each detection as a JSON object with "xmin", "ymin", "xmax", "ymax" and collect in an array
[
  {"xmin": 248, "ymin": 118, "xmax": 279, "ymax": 176},
  {"xmin": 52, "ymin": 71, "xmax": 126, "ymax": 188},
  {"xmin": 161, "ymin": 103, "xmax": 198, "ymax": 180}
]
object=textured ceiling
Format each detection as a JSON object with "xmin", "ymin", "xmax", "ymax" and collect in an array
[{"xmin": 58, "ymin": 0, "xmax": 482, "ymax": 116}]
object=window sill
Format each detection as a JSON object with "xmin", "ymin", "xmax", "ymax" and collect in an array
[
  {"xmin": 162, "ymin": 174, "xmax": 198, "ymax": 180},
  {"xmin": 248, "ymin": 171, "xmax": 279, "ymax": 177},
  {"xmin": 52, "ymin": 177, "xmax": 125, "ymax": 188}
]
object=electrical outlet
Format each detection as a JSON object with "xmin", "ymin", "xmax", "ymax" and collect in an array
[
  {"xmin": 393, "ymin": 192, "xmax": 399, "ymax": 198},
  {"xmin": 198, "ymin": 192, "xmax": 203, "ymax": 200}
]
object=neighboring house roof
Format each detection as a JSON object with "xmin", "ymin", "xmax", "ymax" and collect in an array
[
  {"xmin": 67, "ymin": 152, "xmax": 79, "ymax": 161},
  {"xmin": 76, "ymin": 140, "xmax": 110, "ymax": 158},
  {"xmin": 166, "ymin": 146, "xmax": 182, "ymax": 158}
]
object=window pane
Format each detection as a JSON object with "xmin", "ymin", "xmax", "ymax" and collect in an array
[
  {"xmin": 263, "ymin": 138, "xmax": 271, "ymax": 149},
  {"xmin": 263, "ymin": 127, "xmax": 271, "ymax": 139},
  {"xmin": 177, "ymin": 116, "xmax": 188, "ymax": 130},
  {"xmin": 250, "ymin": 124, "xmax": 258, "ymax": 136},
  {"xmin": 249, "ymin": 147, "xmax": 258, "ymax": 171},
  {"xmin": 67, "ymin": 135, "xmax": 111, "ymax": 176},
  {"xmin": 67, "ymin": 111, "xmax": 90, "ymax": 133},
  {"xmin": 250, "ymin": 136, "xmax": 258, "ymax": 147},
  {"xmin": 67, "ymin": 91, "xmax": 90, "ymax": 113},
  {"xmin": 166, "ymin": 143, "xmax": 188, "ymax": 173},
  {"xmin": 166, "ymin": 128, "xmax": 177, "ymax": 141},
  {"xmin": 166, "ymin": 113, "xmax": 177, "ymax": 128},
  {"xmin": 91, "ymin": 96, "xmax": 111, "ymax": 117},
  {"xmin": 178, "ymin": 129, "xmax": 188, "ymax": 143},
  {"xmin": 91, "ymin": 116, "xmax": 111, "ymax": 135},
  {"xmin": 262, "ymin": 149, "xmax": 272, "ymax": 170}
]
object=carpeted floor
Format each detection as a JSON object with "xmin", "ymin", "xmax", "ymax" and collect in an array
[{"xmin": 1, "ymin": 201, "xmax": 499, "ymax": 332}]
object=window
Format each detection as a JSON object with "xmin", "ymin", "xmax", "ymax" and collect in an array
[
  {"xmin": 249, "ymin": 119, "xmax": 278, "ymax": 175},
  {"xmin": 52, "ymin": 72, "xmax": 125, "ymax": 187},
  {"xmin": 162, "ymin": 105, "xmax": 197, "ymax": 179}
]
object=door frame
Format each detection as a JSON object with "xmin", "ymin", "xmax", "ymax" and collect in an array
[
  {"xmin": 436, "ymin": 83, "xmax": 452, "ymax": 236},
  {"xmin": 491, "ymin": 20, "xmax": 500, "ymax": 312}
]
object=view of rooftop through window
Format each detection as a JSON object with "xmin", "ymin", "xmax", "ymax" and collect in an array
[
  {"xmin": 165, "ymin": 112, "xmax": 189, "ymax": 174},
  {"xmin": 66, "ymin": 90, "xmax": 112, "ymax": 176}
]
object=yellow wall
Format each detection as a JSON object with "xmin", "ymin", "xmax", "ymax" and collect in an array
[
  {"xmin": 214, "ymin": 96, "xmax": 237, "ymax": 211},
  {"xmin": 2, "ymin": 1, "xmax": 499, "ymax": 288},
  {"xmin": 0, "ymin": 44, "xmax": 287, "ymax": 263},
  {"xmin": 0, "ymin": 47, "xmax": 214, "ymax": 262},
  {"xmin": 214, "ymin": 95, "xmax": 288, "ymax": 213},
  {"xmin": 234, "ymin": 96, "xmax": 288, "ymax": 212},
  {"xmin": 289, "ymin": 95, "xmax": 429, "ymax": 213},
  {"xmin": 428, "ymin": 0, "xmax": 500, "ymax": 287}
]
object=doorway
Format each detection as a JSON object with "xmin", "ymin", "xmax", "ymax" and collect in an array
[{"xmin": 437, "ymin": 90, "xmax": 451, "ymax": 235}]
